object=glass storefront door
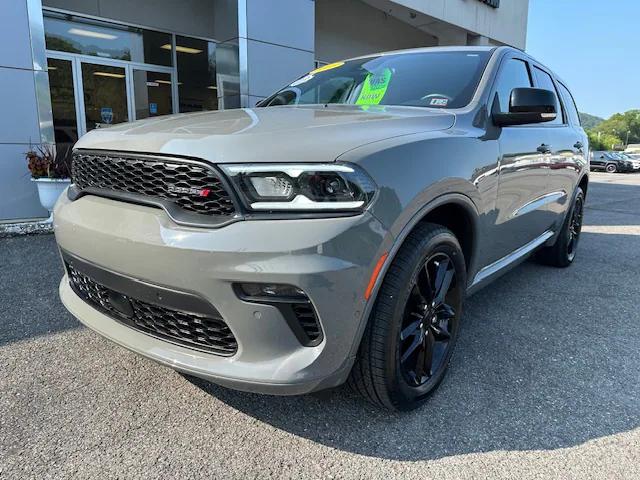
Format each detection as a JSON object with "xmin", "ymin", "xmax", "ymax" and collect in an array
[
  {"xmin": 81, "ymin": 62, "xmax": 129, "ymax": 131},
  {"xmin": 132, "ymin": 70, "xmax": 173, "ymax": 120},
  {"xmin": 47, "ymin": 58, "xmax": 78, "ymax": 151},
  {"xmin": 46, "ymin": 52, "xmax": 175, "ymax": 139}
]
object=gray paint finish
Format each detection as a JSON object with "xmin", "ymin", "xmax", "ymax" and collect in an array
[{"xmin": 55, "ymin": 47, "xmax": 588, "ymax": 394}]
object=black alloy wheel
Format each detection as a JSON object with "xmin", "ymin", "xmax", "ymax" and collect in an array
[
  {"xmin": 536, "ymin": 186, "xmax": 585, "ymax": 268},
  {"xmin": 349, "ymin": 223, "xmax": 466, "ymax": 411},
  {"xmin": 567, "ymin": 193, "xmax": 584, "ymax": 262},
  {"xmin": 399, "ymin": 253, "xmax": 457, "ymax": 387}
]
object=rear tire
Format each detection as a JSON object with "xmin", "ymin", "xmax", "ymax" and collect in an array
[
  {"xmin": 537, "ymin": 187, "xmax": 585, "ymax": 267},
  {"xmin": 348, "ymin": 223, "xmax": 466, "ymax": 411}
]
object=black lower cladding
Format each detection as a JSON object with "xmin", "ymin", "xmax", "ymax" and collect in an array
[{"xmin": 65, "ymin": 256, "xmax": 237, "ymax": 356}]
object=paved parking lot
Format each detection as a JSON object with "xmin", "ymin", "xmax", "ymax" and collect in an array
[{"xmin": 1, "ymin": 172, "xmax": 639, "ymax": 479}]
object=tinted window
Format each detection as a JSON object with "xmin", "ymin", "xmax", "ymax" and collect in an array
[
  {"xmin": 176, "ymin": 37, "xmax": 241, "ymax": 112},
  {"xmin": 532, "ymin": 67, "xmax": 562, "ymax": 124},
  {"xmin": 44, "ymin": 13, "xmax": 172, "ymax": 66},
  {"xmin": 558, "ymin": 82, "xmax": 581, "ymax": 126},
  {"xmin": 260, "ymin": 51, "xmax": 492, "ymax": 109},
  {"xmin": 494, "ymin": 58, "xmax": 532, "ymax": 113}
]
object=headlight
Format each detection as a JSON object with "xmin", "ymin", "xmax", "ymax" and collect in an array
[{"xmin": 220, "ymin": 163, "xmax": 376, "ymax": 212}]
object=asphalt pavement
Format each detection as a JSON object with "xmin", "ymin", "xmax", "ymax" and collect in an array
[{"xmin": 1, "ymin": 172, "xmax": 639, "ymax": 479}]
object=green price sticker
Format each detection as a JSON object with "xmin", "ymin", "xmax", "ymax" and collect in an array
[{"xmin": 356, "ymin": 68, "xmax": 392, "ymax": 106}]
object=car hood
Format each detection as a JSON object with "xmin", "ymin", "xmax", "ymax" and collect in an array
[{"xmin": 74, "ymin": 105, "xmax": 455, "ymax": 163}]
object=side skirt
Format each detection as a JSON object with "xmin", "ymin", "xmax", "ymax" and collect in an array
[{"xmin": 467, "ymin": 230, "xmax": 554, "ymax": 295}]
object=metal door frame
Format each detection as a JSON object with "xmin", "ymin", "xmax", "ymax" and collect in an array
[{"xmin": 46, "ymin": 50, "xmax": 175, "ymax": 137}]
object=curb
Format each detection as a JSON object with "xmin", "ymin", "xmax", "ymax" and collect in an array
[{"xmin": 0, "ymin": 221, "xmax": 53, "ymax": 238}]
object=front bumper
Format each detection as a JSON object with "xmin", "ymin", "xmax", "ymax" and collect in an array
[{"xmin": 54, "ymin": 193, "xmax": 389, "ymax": 394}]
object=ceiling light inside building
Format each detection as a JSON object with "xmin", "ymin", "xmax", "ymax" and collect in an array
[
  {"xmin": 68, "ymin": 28, "xmax": 117, "ymax": 40},
  {"xmin": 93, "ymin": 71, "xmax": 125, "ymax": 78},
  {"xmin": 154, "ymin": 79, "xmax": 181, "ymax": 85},
  {"xmin": 160, "ymin": 44, "xmax": 203, "ymax": 54}
]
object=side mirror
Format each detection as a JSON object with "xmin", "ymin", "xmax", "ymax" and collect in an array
[{"xmin": 493, "ymin": 88, "xmax": 558, "ymax": 127}]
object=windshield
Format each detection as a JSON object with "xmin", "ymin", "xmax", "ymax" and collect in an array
[{"xmin": 258, "ymin": 51, "xmax": 492, "ymax": 109}]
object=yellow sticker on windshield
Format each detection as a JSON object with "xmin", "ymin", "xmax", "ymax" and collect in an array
[
  {"xmin": 310, "ymin": 61, "xmax": 344, "ymax": 75},
  {"xmin": 356, "ymin": 68, "xmax": 392, "ymax": 105}
]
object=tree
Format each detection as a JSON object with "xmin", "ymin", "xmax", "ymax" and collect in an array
[
  {"xmin": 587, "ymin": 130, "xmax": 623, "ymax": 151},
  {"xmin": 591, "ymin": 110, "xmax": 640, "ymax": 146}
]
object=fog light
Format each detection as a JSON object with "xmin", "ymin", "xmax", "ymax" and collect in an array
[
  {"xmin": 236, "ymin": 282, "xmax": 306, "ymax": 300},
  {"xmin": 233, "ymin": 282, "xmax": 323, "ymax": 347}
]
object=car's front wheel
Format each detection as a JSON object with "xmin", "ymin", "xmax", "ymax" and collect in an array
[
  {"xmin": 605, "ymin": 163, "xmax": 617, "ymax": 173},
  {"xmin": 349, "ymin": 223, "xmax": 466, "ymax": 411}
]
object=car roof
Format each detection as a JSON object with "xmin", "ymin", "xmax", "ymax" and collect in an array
[{"xmin": 343, "ymin": 45, "xmax": 497, "ymax": 62}]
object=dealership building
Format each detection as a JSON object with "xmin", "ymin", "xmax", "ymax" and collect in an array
[{"xmin": 1, "ymin": 0, "xmax": 529, "ymax": 222}]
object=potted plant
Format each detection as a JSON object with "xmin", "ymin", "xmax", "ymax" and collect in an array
[{"xmin": 26, "ymin": 144, "xmax": 72, "ymax": 223}]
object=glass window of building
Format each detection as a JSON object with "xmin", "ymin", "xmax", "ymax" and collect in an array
[
  {"xmin": 47, "ymin": 58, "xmax": 78, "ymax": 150},
  {"xmin": 133, "ymin": 71, "xmax": 173, "ymax": 119},
  {"xmin": 81, "ymin": 63, "xmax": 128, "ymax": 131},
  {"xmin": 44, "ymin": 13, "xmax": 172, "ymax": 66},
  {"xmin": 175, "ymin": 36, "xmax": 219, "ymax": 112}
]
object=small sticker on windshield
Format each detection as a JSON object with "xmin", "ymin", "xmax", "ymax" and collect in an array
[{"xmin": 429, "ymin": 98, "xmax": 449, "ymax": 107}]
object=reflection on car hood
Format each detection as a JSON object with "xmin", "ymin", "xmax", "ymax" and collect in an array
[{"xmin": 74, "ymin": 105, "xmax": 455, "ymax": 163}]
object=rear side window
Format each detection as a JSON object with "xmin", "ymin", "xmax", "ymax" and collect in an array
[
  {"xmin": 532, "ymin": 67, "xmax": 563, "ymax": 124},
  {"xmin": 494, "ymin": 58, "xmax": 532, "ymax": 113},
  {"xmin": 558, "ymin": 82, "xmax": 581, "ymax": 126}
]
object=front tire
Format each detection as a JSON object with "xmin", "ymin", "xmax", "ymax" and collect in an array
[
  {"xmin": 349, "ymin": 223, "xmax": 466, "ymax": 411},
  {"xmin": 537, "ymin": 187, "xmax": 585, "ymax": 267},
  {"xmin": 605, "ymin": 163, "xmax": 617, "ymax": 173}
]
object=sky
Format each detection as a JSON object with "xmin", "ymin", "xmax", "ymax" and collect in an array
[{"xmin": 526, "ymin": 0, "xmax": 639, "ymax": 119}]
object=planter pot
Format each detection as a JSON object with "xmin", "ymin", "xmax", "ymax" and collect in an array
[{"xmin": 32, "ymin": 177, "xmax": 71, "ymax": 223}]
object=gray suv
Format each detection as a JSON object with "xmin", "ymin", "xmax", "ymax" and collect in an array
[{"xmin": 55, "ymin": 46, "xmax": 588, "ymax": 411}]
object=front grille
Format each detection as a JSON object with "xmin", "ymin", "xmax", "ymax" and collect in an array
[
  {"xmin": 67, "ymin": 264, "xmax": 238, "ymax": 356},
  {"xmin": 72, "ymin": 152, "xmax": 236, "ymax": 217}
]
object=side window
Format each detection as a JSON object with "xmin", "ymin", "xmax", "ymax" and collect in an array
[
  {"xmin": 532, "ymin": 67, "xmax": 563, "ymax": 124},
  {"xmin": 558, "ymin": 82, "xmax": 581, "ymax": 126},
  {"xmin": 494, "ymin": 58, "xmax": 532, "ymax": 113}
]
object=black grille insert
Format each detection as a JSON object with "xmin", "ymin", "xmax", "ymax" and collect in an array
[
  {"xmin": 67, "ymin": 263, "xmax": 238, "ymax": 356},
  {"xmin": 291, "ymin": 303, "xmax": 322, "ymax": 343},
  {"xmin": 71, "ymin": 151, "xmax": 236, "ymax": 218}
]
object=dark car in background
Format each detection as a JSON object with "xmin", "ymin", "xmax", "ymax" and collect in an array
[{"xmin": 590, "ymin": 151, "xmax": 640, "ymax": 173}]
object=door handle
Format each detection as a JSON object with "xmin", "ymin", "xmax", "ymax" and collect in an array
[
  {"xmin": 537, "ymin": 144, "xmax": 552, "ymax": 154},
  {"xmin": 574, "ymin": 141, "xmax": 584, "ymax": 150}
]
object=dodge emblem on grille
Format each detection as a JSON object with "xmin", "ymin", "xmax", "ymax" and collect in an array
[{"xmin": 168, "ymin": 185, "xmax": 211, "ymax": 197}]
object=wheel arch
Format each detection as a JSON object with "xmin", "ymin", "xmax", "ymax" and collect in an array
[
  {"xmin": 348, "ymin": 193, "xmax": 480, "ymax": 358},
  {"xmin": 578, "ymin": 173, "xmax": 589, "ymax": 198}
]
